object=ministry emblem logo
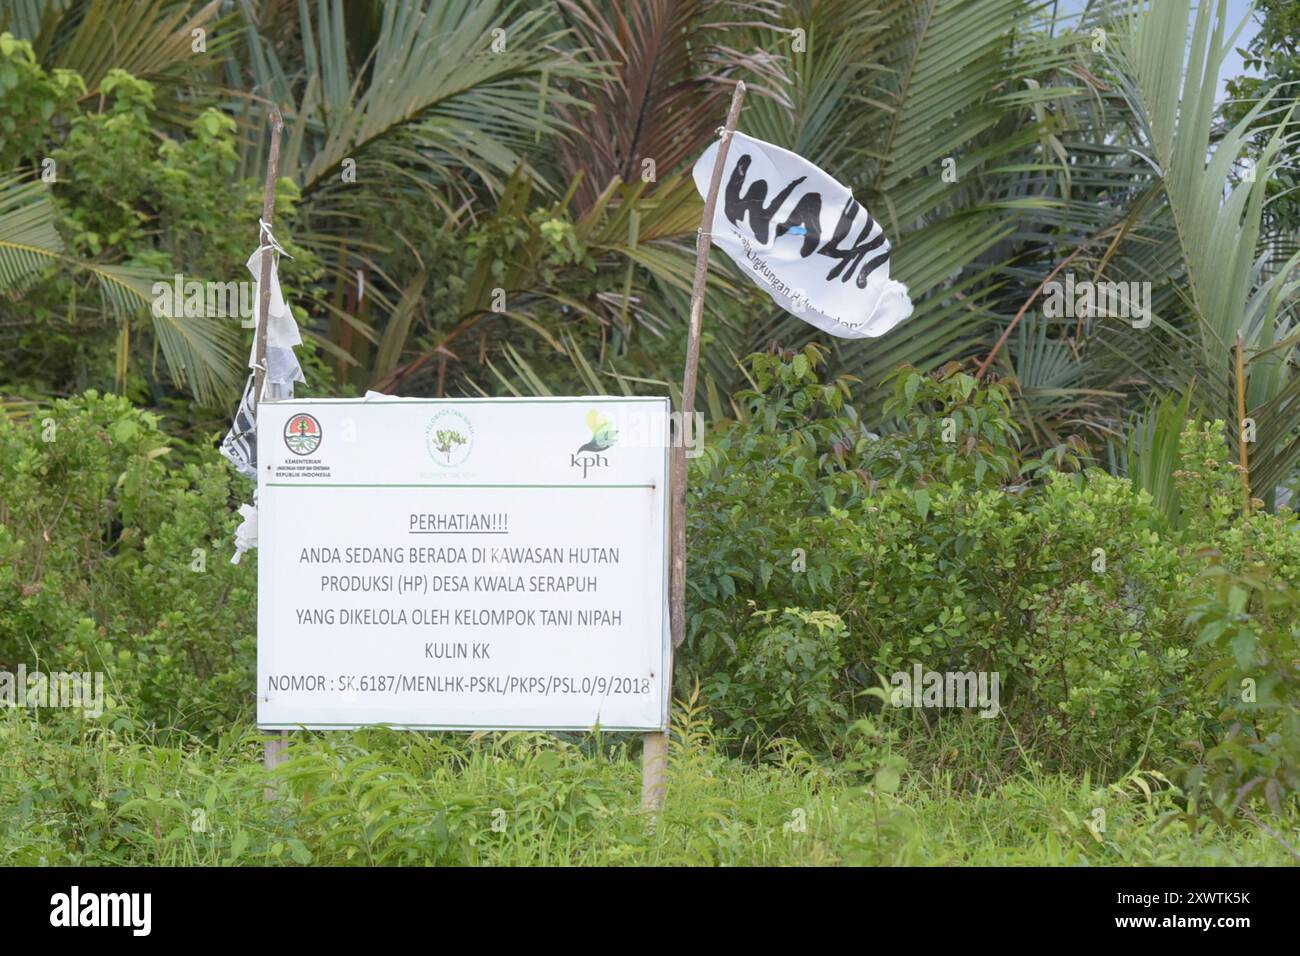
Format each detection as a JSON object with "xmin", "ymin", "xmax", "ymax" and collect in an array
[{"xmin": 284, "ymin": 413, "xmax": 322, "ymax": 455}]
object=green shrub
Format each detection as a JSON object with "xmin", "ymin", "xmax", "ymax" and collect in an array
[
  {"xmin": 685, "ymin": 350, "xmax": 1300, "ymax": 780},
  {"xmin": 0, "ymin": 391, "xmax": 256, "ymax": 737},
  {"xmin": 0, "ymin": 33, "xmax": 84, "ymax": 161},
  {"xmin": 1185, "ymin": 564, "xmax": 1300, "ymax": 817},
  {"xmin": 702, "ymin": 605, "xmax": 849, "ymax": 745}
]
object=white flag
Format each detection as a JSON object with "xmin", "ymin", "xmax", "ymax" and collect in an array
[{"xmin": 693, "ymin": 132, "xmax": 913, "ymax": 338}]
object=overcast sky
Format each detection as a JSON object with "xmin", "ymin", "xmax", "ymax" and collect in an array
[{"xmin": 1054, "ymin": 0, "xmax": 1263, "ymax": 97}]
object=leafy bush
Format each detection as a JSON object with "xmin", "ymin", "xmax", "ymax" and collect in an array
[
  {"xmin": 0, "ymin": 392, "xmax": 256, "ymax": 737},
  {"xmin": 685, "ymin": 349, "xmax": 1300, "ymax": 780},
  {"xmin": 0, "ymin": 32, "xmax": 84, "ymax": 161},
  {"xmin": 2, "ymin": 58, "xmax": 319, "ymax": 414},
  {"xmin": 1185, "ymin": 564, "xmax": 1300, "ymax": 817},
  {"xmin": 702, "ymin": 605, "xmax": 849, "ymax": 745}
]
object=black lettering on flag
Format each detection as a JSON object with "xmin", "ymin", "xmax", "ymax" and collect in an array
[
  {"xmin": 724, "ymin": 154, "xmax": 806, "ymax": 244},
  {"xmin": 774, "ymin": 190, "xmax": 823, "ymax": 257},
  {"xmin": 857, "ymin": 248, "xmax": 892, "ymax": 287},
  {"xmin": 817, "ymin": 198, "xmax": 887, "ymax": 283}
]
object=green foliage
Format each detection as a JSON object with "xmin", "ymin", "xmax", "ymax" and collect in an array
[
  {"xmin": 2, "ymin": 372, "xmax": 1299, "ymax": 864},
  {"xmin": 687, "ymin": 349, "xmax": 1300, "ymax": 782},
  {"xmin": 0, "ymin": 32, "xmax": 84, "ymax": 161},
  {"xmin": 870, "ymin": 364, "xmax": 1021, "ymax": 488},
  {"xmin": 1224, "ymin": 0, "xmax": 1300, "ymax": 237},
  {"xmin": 1185, "ymin": 565, "xmax": 1300, "ymax": 817},
  {"xmin": 685, "ymin": 345, "xmax": 867, "ymax": 673},
  {"xmin": 1123, "ymin": 387, "xmax": 1197, "ymax": 529},
  {"xmin": 1, "ymin": 708, "xmax": 1294, "ymax": 866},
  {"xmin": 0, "ymin": 392, "xmax": 256, "ymax": 737},
  {"xmin": 2, "ymin": 59, "xmax": 317, "ymax": 409},
  {"xmin": 702, "ymin": 605, "xmax": 849, "ymax": 745},
  {"xmin": 3, "ymin": 0, "xmax": 1300, "ymax": 864},
  {"xmin": 53, "ymin": 69, "xmax": 297, "ymax": 282},
  {"xmin": 54, "ymin": 70, "xmax": 160, "ymax": 257}
]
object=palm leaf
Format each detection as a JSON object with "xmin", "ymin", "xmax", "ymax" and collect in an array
[
  {"xmin": 0, "ymin": 172, "xmax": 63, "ymax": 293},
  {"xmin": 0, "ymin": 172, "xmax": 242, "ymax": 404},
  {"xmin": 553, "ymin": 0, "xmax": 786, "ymax": 212},
  {"xmin": 1124, "ymin": 385, "xmax": 1197, "ymax": 529},
  {"xmin": 699, "ymin": 0, "xmax": 1077, "ymax": 411},
  {"xmin": 1107, "ymin": 0, "xmax": 1300, "ymax": 499}
]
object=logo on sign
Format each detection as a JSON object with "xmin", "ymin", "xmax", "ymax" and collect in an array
[
  {"xmin": 426, "ymin": 410, "xmax": 474, "ymax": 466},
  {"xmin": 283, "ymin": 413, "xmax": 322, "ymax": 455},
  {"xmin": 572, "ymin": 409, "xmax": 617, "ymax": 478}
]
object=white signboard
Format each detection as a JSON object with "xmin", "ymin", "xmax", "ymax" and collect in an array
[{"xmin": 256, "ymin": 397, "xmax": 670, "ymax": 731}]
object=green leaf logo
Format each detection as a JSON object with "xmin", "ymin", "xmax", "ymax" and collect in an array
[{"xmin": 577, "ymin": 409, "xmax": 618, "ymax": 454}]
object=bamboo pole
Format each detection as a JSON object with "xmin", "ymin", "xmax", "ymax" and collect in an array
[
  {"xmin": 643, "ymin": 81, "xmax": 747, "ymax": 813},
  {"xmin": 255, "ymin": 107, "xmax": 287, "ymax": 787},
  {"xmin": 253, "ymin": 107, "xmax": 284, "ymax": 408}
]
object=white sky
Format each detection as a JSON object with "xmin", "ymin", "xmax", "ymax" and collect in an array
[{"xmin": 1054, "ymin": 0, "xmax": 1263, "ymax": 97}]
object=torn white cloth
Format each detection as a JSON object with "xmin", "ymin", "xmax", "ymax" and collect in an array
[
  {"xmin": 221, "ymin": 224, "xmax": 307, "ymax": 562},
  {"xmin": 245, "ymin": 237, "xmax": 305, "ymax": 400},
  {"xmin": 219, "ymin": 375, "xmax": 258, "ymax": 480},
  {"xmin": 230, "ymin": 501, "xmax": 259, "ymax": 565}
]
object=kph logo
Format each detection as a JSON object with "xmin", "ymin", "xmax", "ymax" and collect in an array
[{"xmin": 572, "ymin": 409, "xmax": 617, "ymax": 478}]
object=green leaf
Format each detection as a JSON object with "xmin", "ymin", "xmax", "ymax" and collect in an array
[
  {"xmin": 1230, "ymin": 630, "xmax": 1256, "ymax": 671},
  {"xmin": 874, "ymin": 767, "xmax": 901, "ymax": 795},
  {"xmin": 230, "ymin": 830, "xmax": 249, "ymax": 862},
  {"xmin": 913, "ymin": 489, "xmax": 931, "ymax": 520}
]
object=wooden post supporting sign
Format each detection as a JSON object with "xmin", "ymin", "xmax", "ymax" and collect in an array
[{"xmin": 255, "ymin": 107, "xmax": 287, "ymax": 788}]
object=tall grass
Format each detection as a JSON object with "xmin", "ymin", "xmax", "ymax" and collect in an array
[{"xmin": 2, "ymin": 703, "xmax": 1292, "ymax": 866}]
